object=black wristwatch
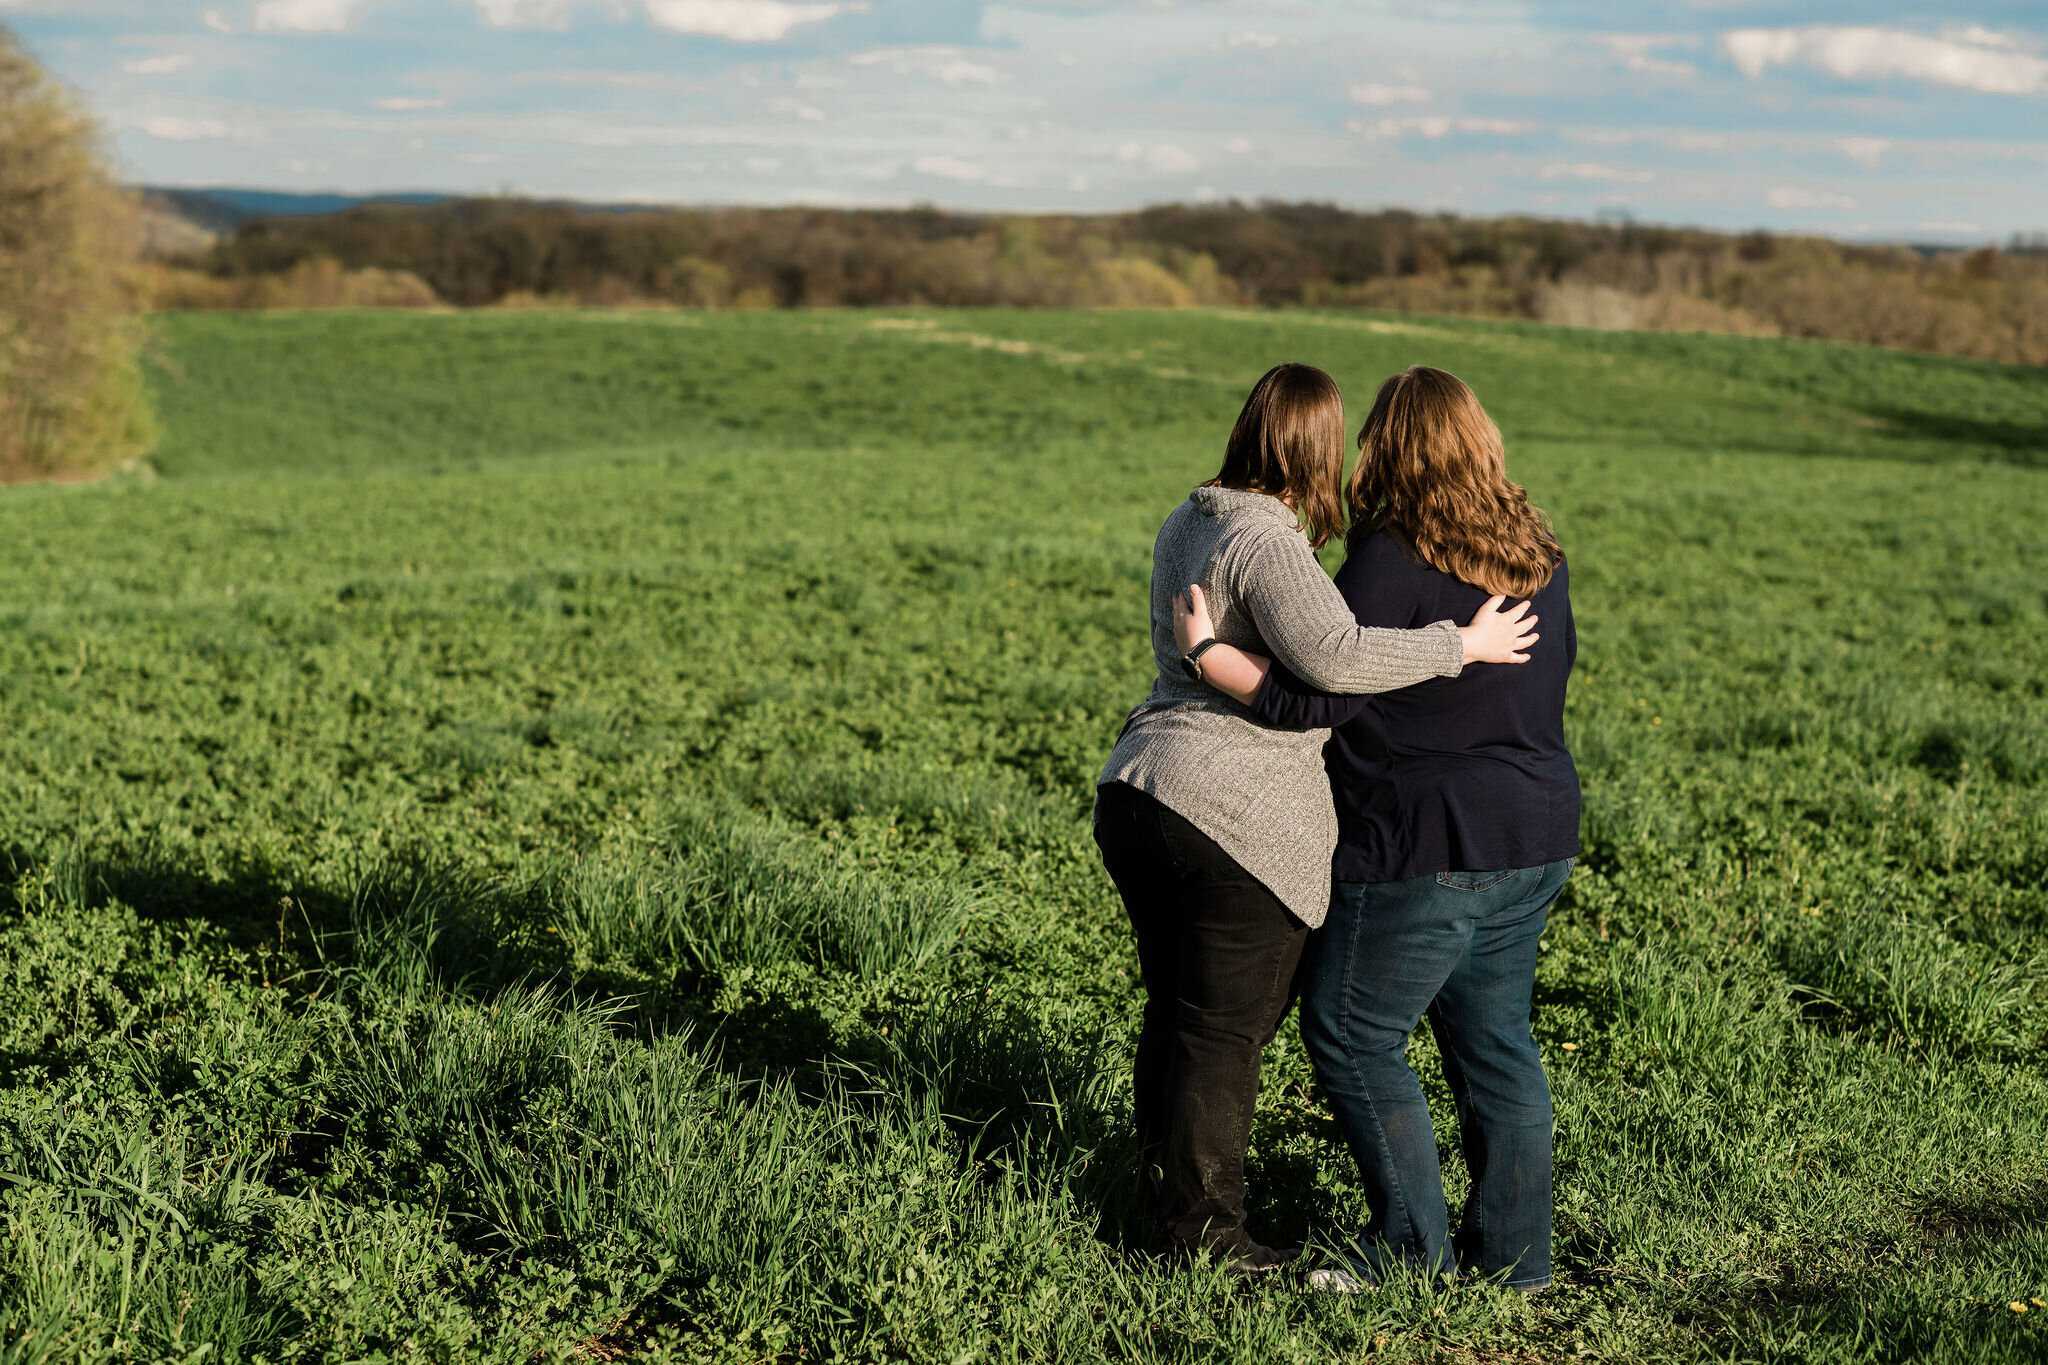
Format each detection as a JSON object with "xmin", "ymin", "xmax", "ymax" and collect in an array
[{"xmin": 1182, "ymin": 637, "xmax": 1224, "ymax": 681}]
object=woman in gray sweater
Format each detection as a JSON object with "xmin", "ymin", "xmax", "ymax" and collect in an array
[{"xmin": 1095, "ymin": 362, "xmax": 1536, "ymax": 1273}]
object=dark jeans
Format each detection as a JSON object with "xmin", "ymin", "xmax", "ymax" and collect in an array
[
  {"xmin": 1300, "ymin": 859, "xmax": 1573, "ymax": 1290},
  {"xmin": 1093, "ymin": 783, "xmax": 1308, "ymax": 1255}
]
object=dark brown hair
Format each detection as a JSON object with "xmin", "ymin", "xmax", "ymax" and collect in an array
[
  {"xmin": 1347, "ymin": 366, "xmax": 1562, "ymax": 597},
  {"xmin": 1208, "ymin": 363, "xmax": 1347, "ymax": 549}
]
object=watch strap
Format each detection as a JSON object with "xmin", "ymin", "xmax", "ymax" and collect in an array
[{"xmin": 1183, "ymin": 637, "xmax": 1223, "ymax": 678}]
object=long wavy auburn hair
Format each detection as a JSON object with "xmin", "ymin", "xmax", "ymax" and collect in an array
[
  {"xmin": 1347, "ymin": 366, "xmax": 1562, "ymax": 597},
  {"xmin": 1208, "ymin": 363, "xmax": 1347, "ymax": 550}
]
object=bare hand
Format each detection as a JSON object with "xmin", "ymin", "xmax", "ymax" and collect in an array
[
  {"xmin": 1173, "ymin": 584, "xmax": 1215, "ymax": 655},
  {"xmin": 1458, "ymin": 595, "xmax": 1539, "ymax": 665}
]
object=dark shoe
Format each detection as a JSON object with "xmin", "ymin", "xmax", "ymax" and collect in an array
[{"xmin": 1222, "ymin": 1242, "xmax": 1300, "ymax": 1276}]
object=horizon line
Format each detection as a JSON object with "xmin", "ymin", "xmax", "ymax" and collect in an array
[{"xmin": 138, "ymin": 183, "xmax": 2032, "ymax": 250}]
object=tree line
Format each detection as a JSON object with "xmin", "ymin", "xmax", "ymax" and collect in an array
[{"xmin": 152, "ymin": 197, "xmax": 2048, "ymax": 366}]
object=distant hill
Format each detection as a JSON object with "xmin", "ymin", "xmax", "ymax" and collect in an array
[{"xmin": 142, "ymin": 187, "xmax": 453, "ymax": 234}]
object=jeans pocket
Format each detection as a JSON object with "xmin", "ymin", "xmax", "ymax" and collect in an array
[{"xmin": 1436, "ymin": 868, "xmax": 1517, "ymax": 893}]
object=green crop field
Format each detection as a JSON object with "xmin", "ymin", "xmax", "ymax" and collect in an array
[{"xmin": 2, "ymin": 306, "xmax": 2045, "ymax": 1364}]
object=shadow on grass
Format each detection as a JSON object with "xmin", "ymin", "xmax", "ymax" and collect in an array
[
  {"xmin": 1866, "ymin": 405, "xmax": 2048, "ymax": 467},
  {"xmin": 0, "ymin": 841, "xmax": 737, "ymax": 1042},
  {"xmin": 854, "ymin": 987, "xmax": 1154, "ymax": 1251},
  {"xmin": 4, "ymin": 842, "xmax": 1173, "ymax": 1261},
  {"xmin": 1908, "ymin": 1187, "xmax": 2048, "ymax": 1248},
  {"xmin": 1657, "ymin": 1188, "xmax": 2048, "ymax": 1360}
]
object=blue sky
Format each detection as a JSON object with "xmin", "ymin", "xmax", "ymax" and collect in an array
[{"xmin": 6, "ymin": 1, "xmax": 2045, "ymax": 240}]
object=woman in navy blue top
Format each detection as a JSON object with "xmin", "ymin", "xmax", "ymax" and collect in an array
[
  {"xmin": 1174, "ymin": 365, "xmax": 1576, "ymax": 1295},
  {"xmin": 1252, "ymin": 531, "xmax": 1577, "ymax": 885}
]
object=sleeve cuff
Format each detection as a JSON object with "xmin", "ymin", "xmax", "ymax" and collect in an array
[{"xmin": 1431, "ymin": 619, "xmax": 1464, "ymax": 677}]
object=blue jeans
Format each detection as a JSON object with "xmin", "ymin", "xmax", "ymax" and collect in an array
[{"xmin": 1300, "ymin": 860, "xmax": 1573, "ymax": 1290}]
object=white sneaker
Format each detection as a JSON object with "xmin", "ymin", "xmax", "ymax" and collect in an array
[{"xmin": 1306, "ymin": 1266, "xmax": 1373, "ymax": 1294}]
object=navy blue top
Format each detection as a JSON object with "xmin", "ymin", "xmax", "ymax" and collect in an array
[{"xmin": 1251, "ymin": 530, "xmax": 1579, "ymax": 884}]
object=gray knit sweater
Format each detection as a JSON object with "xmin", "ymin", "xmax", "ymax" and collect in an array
[{"xmin": 1097, "ymin": 486, "xmax": 1464, "ymax": 927}]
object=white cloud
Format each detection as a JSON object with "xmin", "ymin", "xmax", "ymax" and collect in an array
[
  {"xmin": 1604, "ymin": 35, "xmax": 1695, "ymax": 78},
  {"xmin": 745, "ymin": 156, "xmax": 781, "ymax": 172},
  {"xmin": 1113, "ymin": 142, "xmax": 1197, "ymax": 173},
  {"xmin": 124, "ymin": 54, "xmax": 195, "ymax": 75},
  {"xmin": 1919, "ymin": 219, "xmax": 1981, "ymax": 233},
  {"xmin": 1349, "ymin": 82, "xmax": 1432, "ymax": 106},
  {"xmin": 914, "ymin": 154, "xmax": 984, "ymax": 182},
  {"xmin": 642, "ymin": 0, "xmax": 858, "ymax": 42},
  {"xmin": 1724, "ymin": 26, "xmax": 2048, "ymax": 95},
  {"xmin": 472, "ymin": 0, "xmax": 581, "ymax": 25},
  {"xmin": 201, "ymin": 8, "xmax": 232, "ymax": 32},
  {"xmin": 1224, "ymin": 136, "xmax": 1253, "ymax": 155},
  {"xmin": 142, "ymin": 116, "xmax": 231, "ymax": 140},
  {"xmin": 522, "ymin": 69, "xmax": 706, "ymax": 91},
  {"xmin": 1224, "ymin": 32, "xmax": 1279, "ymax": 50},
  {"xmin": 1194, "ymin": 184, "xmax": 1218, "ymax": 201},
  {"xmin": 1767, "ymin": 187, "xmax": 1856, "ymax": 209},
  {"xmin": 1352, "ymin": 116, "xmax": 1532, "ymax": 140},
  {"xmin": 848, "ymin": 47, "xmax": 1000, "ymax": 87},
  {"xmin": 1541, "ymin": 162, "xmax": 1654, "ymax": 183},
  {"xmin": 254, "ymin": 0, "xmax": 370, "ymax": 33},
  {"xmin": 1941, "ymin": 26, "xmax": 2018, "ymax": 50},
  {"xmin": 1835, "ymin": 136, "xmax": 1889, "ymax": 168},
  {"xmin": 373, "ymin": 96, "xmax": 448, "ymax": 110}
]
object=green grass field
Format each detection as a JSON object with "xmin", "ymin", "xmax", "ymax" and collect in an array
[{"xmin": 2, "ymin": 306, "xmax": 2045, "ymax": 1363}]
